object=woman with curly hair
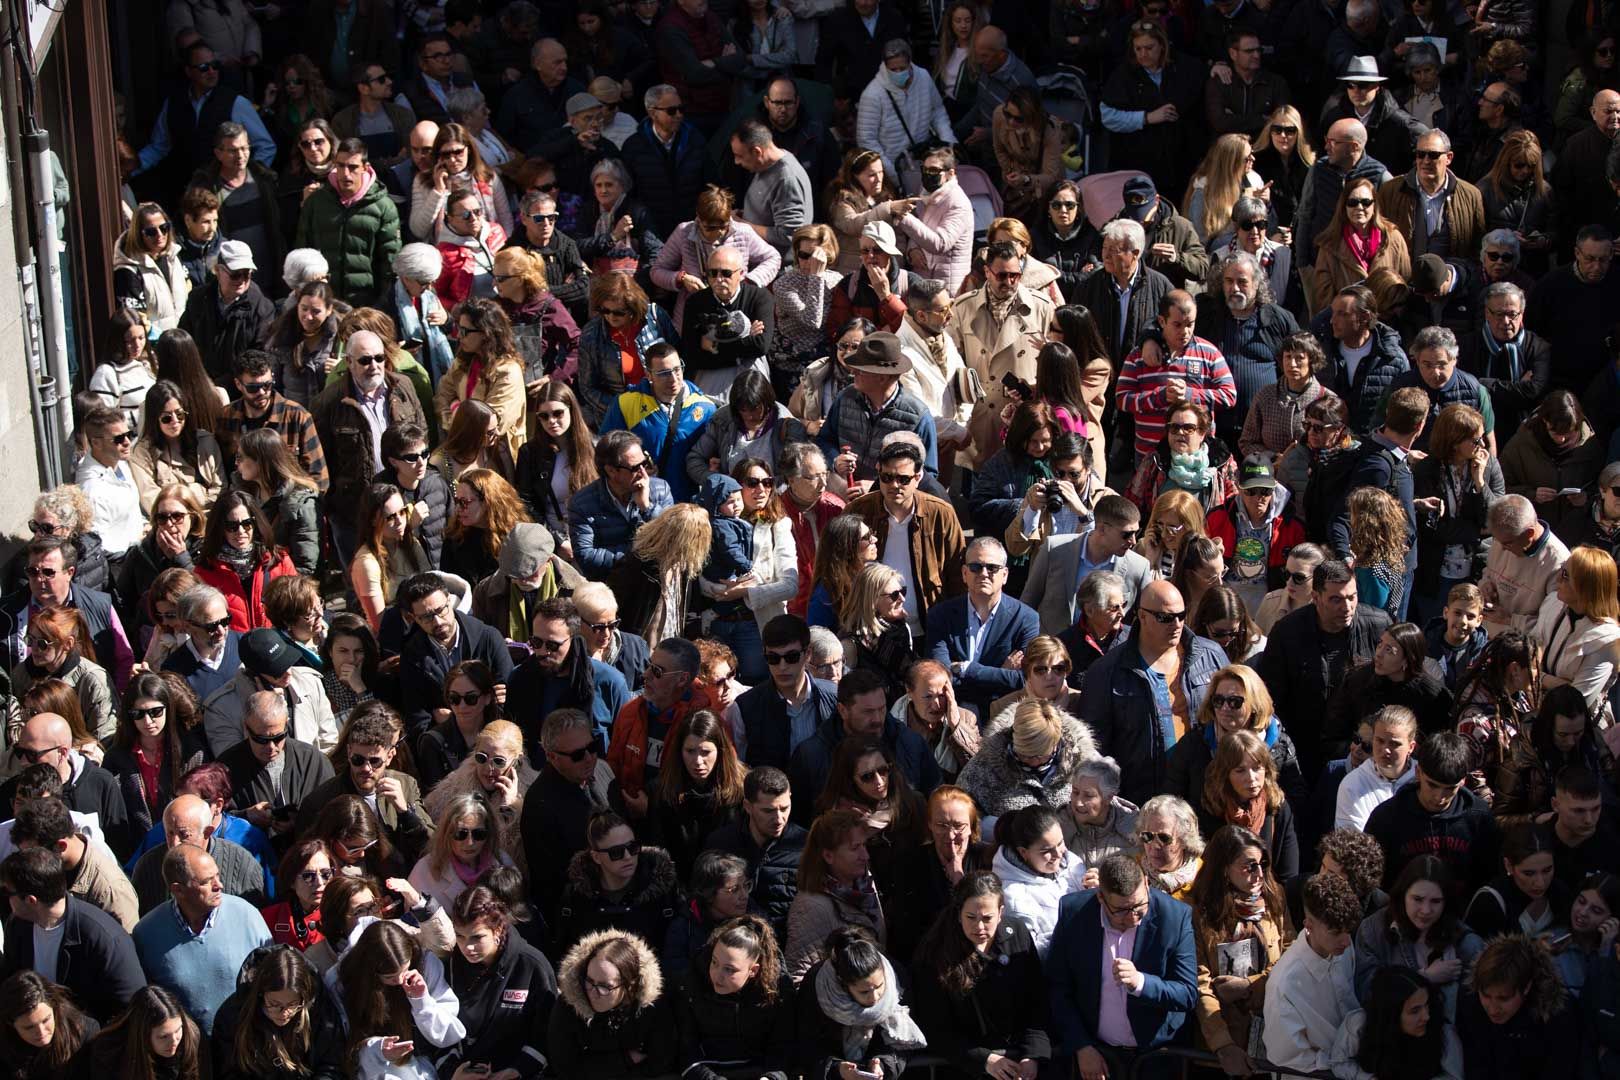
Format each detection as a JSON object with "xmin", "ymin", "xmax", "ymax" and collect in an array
[
  {"xmin": 1196, "ymin": 730, "xmax": 1299, "ymax": 883},
  {"xmin": 1457, "ymin": 933, "xmax": 1578, "ymax": 1079},
  {"xmin": 85, "ymin": 987, "xmax": 202, "ymax": 1080},
  {"xmin": 911, "ymin": 872, "xmax": 1051, "ymax": 1078},
  {"xmin": 575, "ymin": 272, "xmax": 679, "ymax": 431},
  {"xmin": 1137, "ymin": 794, "xmax": 1206, "ymax": 901},
  {"xmin": 1327, "ymin": 966, "xmax": 1464, "ymax": 1080},
  {"xmin": 0, "ymin": 970, "xmax": 99, "ymax": 1080},
  {"xmin": 1353, "ymin": 856, "xmax": 1482, "ymax": 1022},
  {"xmin": 1188, "ymin": 824, "xmax": 1292, "ymax": 1077},
  {"xmin": 102, "ymin": 672, "xmax": 207, "ymax": 837},
  {"xmin": 440, "ymin": 468, "xmax": 532, "ymax": 586},
  {"xmin": 647, "ymin": 710, "xmax": 746, "ymax": 881},
  {"xmin": 209, "ymin": 942, "xmax": 345, "ymax": 1080},
  {"xmin": 333, "ymin": 920, "xmax": 465, "ymax": 1080},
  {"xmin": 25, "ymin": 487, "xmax": 109, "ymax": 595},
  {"xmin": 1349, "ymin": 486, "xmax": 1411, "ymax": 619},
  {"xmin": 434, "ymin": 297, "xmax": 528, "ymax": 463},
  {"xmin": 672, "ymin": 913, "xmax": 794, "ymax": 1080},
  {"xmin": 1453, "ymin": 630, "xmax": 1540, "ymax": 806}
]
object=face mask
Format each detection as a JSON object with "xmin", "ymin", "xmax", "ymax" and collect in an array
[
  {"xmin": 888, "ymin": 66, "xmax": 913, "ymax": 89},
  {"xmin": 920, "ymin": 171, "xmax": 945, "ymax": 193}
]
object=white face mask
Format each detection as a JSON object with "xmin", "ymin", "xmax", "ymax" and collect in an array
[{"xmin": 888, "ymin": 65, "xmax": 913, "ymax": 88}]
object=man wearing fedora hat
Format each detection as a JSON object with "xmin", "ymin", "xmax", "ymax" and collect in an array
[
  {"xmin": 815, "ymin": 331, "xmax": 939, "ymax": 496},
  {"xmin": 1318, "ymin": 55, "xmax": 1427, "ymax": 176},
  {"xmin": 199, "ymin": 627, "xmax": 339, "ymax": 758}
]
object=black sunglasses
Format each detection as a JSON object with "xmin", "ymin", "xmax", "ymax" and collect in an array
[
  {"xmin": 249, "ymin": 729, "xmax": 290, "ymax": 745},
  {"xmin": 1140, "ymin": 608, "xmax": 1186, "ymax": 624},
  {"xmin": 596, "ymin": 840, "xmax": 641, "ymax": 860},
  {"xmin": 765, "ymin": 649, "xmax": 803, "ymax": 667},
  {"xmin": 445, "ymin": 690, "xmax": 485, "ymax": 706},
  {"xmin": 554, "ymin": 739, "xmax": 602, "ymax": 763}
]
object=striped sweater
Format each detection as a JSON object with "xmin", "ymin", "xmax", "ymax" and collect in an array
[{"xmin": 1116, "ymin": 336, "xmax": 1238, "ymax": 457}]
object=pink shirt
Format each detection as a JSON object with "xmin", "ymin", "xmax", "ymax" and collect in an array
[{"xmin": 1096, "ymin": 904, "xmax": 1139, "ymax": 1049}]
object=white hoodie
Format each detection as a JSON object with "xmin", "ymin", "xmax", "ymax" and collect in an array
[{"xmin": 991, "ymin": 842, "xmax": 1089, "ymax": 958}]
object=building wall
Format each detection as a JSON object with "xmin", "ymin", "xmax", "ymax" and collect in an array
[{"xmin": 0, "ymin": 107, "xmax": 49, "ymax": 542}]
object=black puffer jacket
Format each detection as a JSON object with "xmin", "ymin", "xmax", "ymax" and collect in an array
[
  {"xmin": 673, "ymin": 948, "xmax": 797, "ymax": 1080},
  {"xmin": 548, "ymin": 929, "xmax": 678, "ymax": 1080},
  {"xmin": 703, "ymin": 817, "xmax": 808, "ymax": 940},
  {"xmin": 553, "ymin": 846, "xmax": 683, "ymax": 960},
  {"xmin": 437, "ymin": 934, "xmax": 559, "ymax": 1080},
  {"xmin": 372, "ymin": 463, "xmax": 450, "ymax": 569},
  {"xmin": 1030, "ymin": 219, "xmax": 1102, "ymax": 301},
  {"xmin": 178, "ymin": 279, "xmax": 277, "ymax": 386}
]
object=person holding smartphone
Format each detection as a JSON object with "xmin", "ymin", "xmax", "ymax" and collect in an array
[{"xmin": 333, "ymin": 920, "xmax": 466, "ymax": 1080}]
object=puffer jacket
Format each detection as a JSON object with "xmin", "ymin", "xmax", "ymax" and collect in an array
[
  {"xmin": 261, "ymin": 481, "xmax": 321, "ymax": 577},
  {"xmin": 549, "ymin": 929, "xmax": 677, "ymax": 1080},
  {"xmin": 294, "ymin": 168, "xmax": 403, "ymax": 308},
  {"xmin": 1317, "ymin": 319, "xmax": 1410, "ymax": 435},
  {"xmin": 1078, "ymin": 625, "xmax": 1230, "ymax": 807},
  {"xmin": 956, "ymin": 703, "xmax": 1100, "ymax": 819},
  {"xmin": 265, "ymin": 317, "xmax": 340, "ymax": 408},
  {"xmin": 673, "ymin": 947, "xmax": 796, "ymax": 1080},
  {"xmin": 113, "ymin": 247, "xmax": 191, "ymax": 333},
  {"xmin": 1059, "ymin": 796, "xmax": 1140, "ymax": 868},
  {"xmin": 619, "ymin": 119, "xmax": 718, "ymax": 241},
  {"xmin": 1031, "ymin": 219, "xmax": 1103, "ymax": 301},
  {"xmin": 991, "ymin": 843, "xmax": 1089, "ymax": 959},
  {"xmin": 553, "ymin": 846, "xmax": 682, "ymax": 959},
  {"xmin": 684, "ymin": 404, "xmax": 808, "ymax": 492},
  {"xmin": 855, "ymin": 63, "xmax": 956, "ymax": 178},
  {"xmin": 575, "ymin": 305, "xmax": 679, "ymax": 431}
]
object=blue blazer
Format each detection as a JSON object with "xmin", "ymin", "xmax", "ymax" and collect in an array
[
  {"xmin": 925, "ymin": 594, "xmax": 1040, "ymax": 712},
  {"xmin": 1046, "ymin": 888, "xmax": 1199, "ymax": 1055}
]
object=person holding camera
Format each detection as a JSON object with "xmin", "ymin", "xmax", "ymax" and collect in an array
[{"xmin": 679, "ymin": 247, "xmax": 777, "ymax": 403}]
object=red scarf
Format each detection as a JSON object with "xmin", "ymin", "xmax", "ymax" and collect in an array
[
  {"xmin": 1342, "ymin": 224, "xmax": 1382, "ymax": 272},
  {"xmin": 1228, "ymin": 791, "xmax": 1269, "ymax": 839}
]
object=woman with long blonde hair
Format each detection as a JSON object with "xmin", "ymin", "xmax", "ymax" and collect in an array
[
  {"xmin": 1139, "ymin": 488, "xmax": 1207, "ymax": 581},
  {"xmin": 441, "ymin": 468, "xmax": 532, "ymax": 586},
  {"xmin": 1533, "ymin": 544, "xmax": 1620, "ymax": 712},
  {"xmin": 628, "ymin": 503, "xmax": 714, "ymax": 647},
  {"xmin": 1252, "ymin": 105, "xmax": 1315, "ymax": 228},
  {"xmin": 933, "ymin": 1, "xmax": 983, "ymax": 120},
  {"xmin": 407, "ymin": 791, "xmax": 511, "ymax": 911},
  {"xmin": 1184, "ymin": 133, "xmax": 1260, "ymax": 243},
  {"xmin": 1349, "ymin": 486, "xmax": 1411, "ymax": 619},
  {"xmin": 840, "ymin": 562, "xmax": 919, "ymax": 703},
  {"xmin": 1481, "ymin": 130, "xmax": 1554, "ymax": 266}
]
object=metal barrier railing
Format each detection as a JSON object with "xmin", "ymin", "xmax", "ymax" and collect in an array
[{"xmin": 1128, "ymin": 1044, "xmax": 1333, "ymax": 1080}]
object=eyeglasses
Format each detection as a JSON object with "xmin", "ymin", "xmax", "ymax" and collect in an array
[
  {"xmin": 473, "ymin": 751, "xmax": 514, "ymax": 770},
  {"xmin": 795, "ymin": 248, "xmax": 817, "ymax": 260},
  {"xmin": 141, "ymin": 222, "xmax": 173, "ymax": 238},
  {"xmin": 878, "ymin": 472, "xmax": 918, "ymax": 486},
  {"xmin": 1486, "ymin": 307, "xmax": 1523, "ymax": 319},
  {"xmin": 528, "ymin": 212, "xmax": 560, "ymax": 224},
  {"xmin": 452, "ymin": 827, "xmax": 490, "ymax": 842},
  {"xmin": 99, "ymin": 430, "xmax": 135, "ymax": 445},
  {"xmin": 392, "ymin": 450, "xmax": 428, "ymax": 464},
  {"xmin": 25, "ymin": 520, "xmax": 62, "ymax": 535},
  {"xmin": 349, "ymin": 752, "xmax": 389, "ymax": 770},
  {"xmin": 1344, "ymin": 197, "xmax": 1375, "ymax": 208},
  {"xmin": 452, "ymin": 208, "xmax": 483, "ymax": 222},
  {"xmin": 1270, "ymin": 125, "xmax": 1297, "ymax": 135},
  {"xmin": 1301, "ymin": 421, "xmax": 1340, "ymax": 434},
  {"xmin": 248, "ymin": 728, "xmax": 289, "ymax": 745},
  {"xmin": 191, "ymin": 60, "xmax": 220, "ymax": 72},
  {"xmin": 456, "ymin": 323, "xmax": 481, "ymax": 335},
  {"xmin": 191, "ymin": 616, "xmax": 232, "ymax": 631},
  {"xmin": 223, "ymin": 268, "xmax": 252, "ymax": 282},
  {"xmin": 1137, "ymin": 830, "xmax": 1176, "ymax": 847},
  {"xmin": 535, "ymin": 408, "xmax": 569, "ymax": 423},
  {"xmin": 858, "ymin": 764, "xmax": 892, "ymax": 784},
  {"xmin": 1236, "ymin": 219, "xmax": 1266, "ymax": 231},
  {"xmin": 1166, "ymin": 422, "xmax": 1199, "ymax": 435},
  {"xmin": 297, "ymin": 867, "xmax": 335, "ymax": 887},
  {"xmin": 366, "ymin": 71, "xmax": 392, "ymax": 84},
  {"xmin": 647, "ymin": 661, "xmax": 689, "ymax": 681},
  {"xmin": 595, "ymin": 840, "xmax": 641, "ymax": 860},
  {"xmin": 338, "ymin": 836, "xmax": 379, "ymax": 855},
  {"xmin": 965, "ymin": 562, "xmax": 1006, "ymax": 575},
  {"xmin": 552, "ymin": 739, "xmax": 601, "ymax": 763},
  {"xmin": 446, "ymin": 690, "xmax": 486, "ymax": 706},
  {"xmin": 1031, "ymin": 662, "xmax": 1071, "ymax": 677},
  {"xmin": 23, "ymin": 634, "xmax": 55, "ymax": 651},
  {"xmin": 130, "ymin": 704, "xmax": 167, "ymax": 722},
  {"xmin": 452, "ymin": 495, "xmax": 481, "ymax": 510},
  {"xmin": 528, "ymin": 637, "xmax": 568, "ymax": 654},
  {"xmin": 597, "ymin": 306, "xmax": 629, "ymax": 318},
  {"xmin": 1140, "ymin": 608, "xmax": 1186, "ymax": 624},
  {"xmin": 1481, "ymin": 95, "xmax": 1507, "ymax": 106},
  {"xmin": 1101, "ymin": 894, "xmax": 1151, "ymax": 918},
  {"xmin": 585, "ymin": 977, "xmax": 624, "ymax": 995},
  {"xmin": 1237, "ymin": 858, "xmax": 1270, "ymax": 875},
  {"xmin": 586, "ymin": 617, "xmax": 621, "ymax": 632},
  {"xmin": 740, "ymin": 475, "xmax": 774, "ymax": 489},
  {"xmin": 1211, "ymin": 693, "xmax": 1247, "ymax": 711},
  {"xmin": 15, "ymin": 744, "xmax": 67, "ymax": 764},
  {"xmin": 240, "ymin": 380, "xmax": 274, "ymax": 394},
  {"xmin": 765, "ymin": 649, "xmax": 803, "ymax": 667},
  {"xmin": 650, "ymin": 367, "xmax": 683, "ymax": 380},
  {"xmin": 989, "ymin": 270, "xmax": 1023, "ymax": 283},
  {"xmin": 1348, "ymin": 735, "xmax": 1371, "ymax": 751},
  {"xmin": 299, "ymin": 136, "xmax": 329, "ymax": 149}
]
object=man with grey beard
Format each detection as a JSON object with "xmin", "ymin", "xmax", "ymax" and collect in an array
[{"xmin": 311, "ymin": 329, "xmax": 429, "ymax": 564}]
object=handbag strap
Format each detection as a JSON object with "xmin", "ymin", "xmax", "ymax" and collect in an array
[{"xmin": 884, "ymin": 89, "xmax": 920, "ymax": 149}]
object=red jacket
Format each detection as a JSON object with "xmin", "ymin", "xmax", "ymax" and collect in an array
[
  {"xmin": 435, "ymin": 221, "xmax": 508, "ymax": 309},
  {"xmin": 606, "ymin": 685, "xmax": 714, "ymax": 798},
  {"xmin": 260, "ymin": 899, "xmax": 324, "ymax": 952},
  {"xmin": 1206, "ymin": 497, "xmax": 1307, "ymax": 577},
  {"xmin": 784, "ymin": 490, "xmax": 847, "ymax": 617},
  {"xmin": 194, "ymin": 549, "xmax": 299, "ymax": 631}
]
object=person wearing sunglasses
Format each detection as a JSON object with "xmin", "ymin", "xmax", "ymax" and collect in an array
[
  {"xmin": 332, "ymin": 62, "xmax": 413, "ymax": 169},
  {"xmin": 407, "ymin": 792, "xmax": 510, "ymax": 912},
  {"xmin": 11, "ymin": 605, "xmax": 119, "ymax": 749},
  {"xmin": 297, "ymin": 706, "xmax": 432, "ymax": 870},
  {"xmin": 115, "ymin": 202, "xmax": 192, "ymax": 335},
  {"xmin": 960, "ymin": 653, "xmax": 1101, "ymax": 823},
  {"xmin": 919, "ymin": 535, "xmax": 1038, "ymax": 720},
  {"xmin": 425, "ymin": 718, "xmax": 533, "ymax": 853},
  {"xmin": 415, "ymin": 660, "xmax": 501, "ymax": 792},
  {"xmin": 1306, "ymin": 174, "xmax": 1409, "ymax": 316},
  {"xmin": 505, "ymin": 591, "xmax": 628, "ymax": 753},
  {"xmin": 215, "ymin": 689, "xmax": 335, "ymax": 843},
  {"xmin": 512, "ymin": 189, "xmax": 589, "ymax": 321},
  {"xmin": 101, "ymin": 671, "xmax": 208, "ymax": 846},
  {"xmin": 190, "ymin": 490, "xmax": 298, "ymax": 641},
  {"xmin": 129, "ymin": 40, "xmax": 275, "ymax": 196},
  {"xmin": 394, "ymin": 572, "xmax": 514, "ymax": 741},
  {"xmin": 554, "ymin": 808, "xmax": 681, "ymax": 957},
  {"xmin": 69, "ymin": 406, "xmax": 144, "ymax": 570},
  {"xmin": 433, "ymin": 187, "xmax": 509, "ymax": 309},
  {"xmin": 523, "ymin": 708, "xmax": 614, "ymax": 910},
  {"xmin": 178, "ymin": 240, "xmax": 276, "ymax": 385}
]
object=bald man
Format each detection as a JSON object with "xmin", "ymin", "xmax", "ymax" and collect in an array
[
  {"xmin": 132, "ymin": 843, "xmax": 271, "ymax": 1034},
  {"xmin": 0, "ymin": 713, "xmax": 132, "ymax": 859},
  {"xmin": 497, "ymin": 38, "xmax": 584, "ymax": 152},
  {"xmin": 1077, "ymin": 580, "xmax": 1231, "ymax": 806},
  {"xmin": 127, "ymin": 794, "xmax": 268, "ymax": 914},
  {"xmin": 311, "ymin": 326, "xmax": 430, "ymax": 565},
  {"xmin": 1553, "ymin": 89, "xmax": 1620, "ymax": 249},
  {"xmin": 389, "ymin": 120, "xmax": 440, "ymax": 213},
  {"xmin": 1293, "ymin": 116, "xmax": 1394, "ymax": 275}
]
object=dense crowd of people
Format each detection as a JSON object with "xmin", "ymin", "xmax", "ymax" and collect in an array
[{"xmin": 30, "ymin": 0, "xmax": 1620, "ymax": 1078}]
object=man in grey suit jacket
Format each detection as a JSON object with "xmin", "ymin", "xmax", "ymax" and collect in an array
[{"xmin": 1022, "ymin": 495, "xmax": 1152, "ymax": 636}]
